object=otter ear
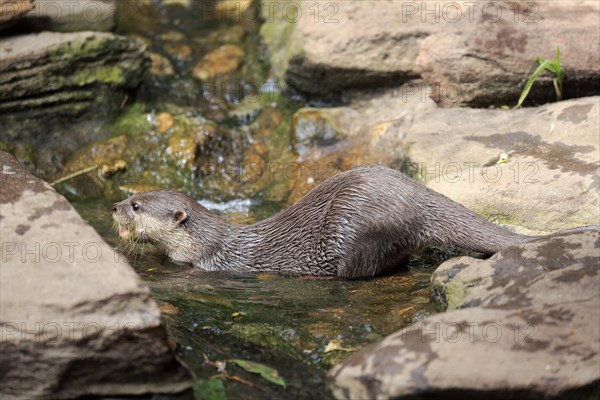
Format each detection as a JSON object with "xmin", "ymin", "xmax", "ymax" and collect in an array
[{"xmin": 173, "ymin": 210, "xmax": 188, "ymax": 224}]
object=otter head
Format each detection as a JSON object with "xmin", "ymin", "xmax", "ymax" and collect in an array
[{"xmin": 112, "ymin": 189, "xmax": 191, "ymax": 245}]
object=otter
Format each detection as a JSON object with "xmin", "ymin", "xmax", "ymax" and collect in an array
[{"xmin": 112, "ymin": 165, "xmax": 535, "ymax": 279}]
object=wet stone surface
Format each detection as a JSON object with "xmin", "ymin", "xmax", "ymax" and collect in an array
[{"xmin": 329, "ymin": 228, "xmax": 600, "ymax": 399}]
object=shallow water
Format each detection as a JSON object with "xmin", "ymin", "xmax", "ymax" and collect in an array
[{"xmin": 73, "ymin": 196, "xmax": 449, "ymax": 399}]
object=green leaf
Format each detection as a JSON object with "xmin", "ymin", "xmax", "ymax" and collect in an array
[
  {"xmin": 515, "ymin": 59, "xmax": 551, "ymax": 109},
  {"xmin": 553, "ymin": 48, "xmax": 564, "ymax": 100},
  {"xmin": 516, "ymin": 47, "xmax": 564, "ymax": 108},
  {"xmin": 231, "ymin": 359, "xmax": 286, "ymax": 388},
  {"xmin": 193, "ymin": 379, "xmax": 227, "ymax": 400}
]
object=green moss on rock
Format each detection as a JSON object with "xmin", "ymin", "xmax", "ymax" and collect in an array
[
  {"xmin": 258, "ymin": 1, "xmax": 304, "ymax": 82},
  {"xmin": 110, "ymin": 103, "xmax": 152, "ymax": 136},
  {"xmin": 72, "ymin": 66, "xmax": 125, "ymax": 86},
  {"xmin": 230, "ymin": 323, "xmax": 300, "ymax": 354}
]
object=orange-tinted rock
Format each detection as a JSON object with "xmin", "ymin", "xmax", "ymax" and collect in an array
[
  {"xmin": 192, "ymin": 44, "xmax": 245, "ymax": 80},
  {"xmin": 163, "ymin": 42, "xmax": 192, "ymax": 62},
  {"xmin": 150, "ymin": 52, "xmax": 175, "ymax": 76},
  {"xmin": 156, "ymin": 112, "xmax": 175, "ymax": 133}
]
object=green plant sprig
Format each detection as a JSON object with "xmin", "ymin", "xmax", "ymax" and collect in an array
[{"xmin": 515, "ymin": 47, "xmax": 564, "ymax": 109}]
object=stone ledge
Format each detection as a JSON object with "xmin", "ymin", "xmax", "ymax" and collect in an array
[{"xmin": 0, "ymin": 150, "xmax": 191, "ymax": 399}]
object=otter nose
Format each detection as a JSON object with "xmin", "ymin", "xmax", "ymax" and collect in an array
[{"xmin": 112, "ymin": 204, "xmax": 118, "ymax": 213}]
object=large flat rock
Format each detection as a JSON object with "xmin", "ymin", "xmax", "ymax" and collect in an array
[
  {"xmin": 0, "ymin": 151, "xmax": 191, "ymax": 399},
  {"xmin": 329, "ymin": 228, "xmax": 600, "ymax": 399},
  {"xmin": 22, "ymin": 0, "xmax": 116, "ymax": 32},
  {"xmin": 403, "ymin": 96, "xmax": 600, "ymax": 233},
  {"xmin": 261, "ymin": 1, "xmax": 600, "ymax": 106},
  {"xmin": 0, "ymin": 30, "xmax": 149, "ymax": 170},
  {"xmin": 288, "ymin": 93, "xmax": 599, "ymax": 233},
  {"xmin": 418, "ymin": 1, "xmax": 600, "ymax": 106},
  {"xmin": 261, "ymin": 0, "xmax": 440, "ymax": 95},
  {"xmin": 0, "ymin": 31, "xmax": 148, "ymax": 117}
]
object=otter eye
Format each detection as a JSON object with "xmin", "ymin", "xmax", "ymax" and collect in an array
[{"xmin": 132, "ymin": 202, "xmax": 140, "ymax": 211}]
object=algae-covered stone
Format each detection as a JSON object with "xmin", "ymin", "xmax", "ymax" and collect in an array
[
  {"xmin": 0, "ymin": 32, "xmax": 150, "ymax": 171},
  {"xmin": 166, "ymin": 119, "xmax": 214, "ymax": 169},
  {"xmin": 163, "ymin": 42, "xmax": 192, "ymax": 62},
  {"xmin": 0, "ymin": 31, "xmax": 150, "ymax": 169},
  {"xmin": 150, "ymin": 52, "xmax": 175, "ymax": 76},
  {"xmin": 292, "ymin": 108, "xmax": 344, "ymax": 157},
  {"xmin": 160, "ymin": 30, "xmax": 186, "ymax": 42},
  {"xmin": 193, "ymin": 44, "xmax": 245, "ymax": 80},
  {"xmin": 231, "ymin": 323, "xmax": 301, "ymax": 354},
  {"xmin": 62, "ymin": 107, "xmax": 221, "ymax": 199},
  {"xmin": 156, "ymin": 112, "xmax": 175, "ymax": 133},
  {"xmin": 205, "ymin": 24, "xmax": 246, "ymax": 45},
  {"xmin": 0, "ymin": 31, "xmax": 148, "ymax": 117}
]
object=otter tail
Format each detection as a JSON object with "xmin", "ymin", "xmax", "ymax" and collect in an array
[{"xmin": 419, "ymin": 191, "xmax": 536, "ymax": 255}]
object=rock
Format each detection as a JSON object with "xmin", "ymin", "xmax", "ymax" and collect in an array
[
  {"xmin": 204, "ymin": 24, "xmax": 246, "ymax": 45},
  {"xmin": 284, "ymin": 86, "xmax": 433, "ymax": 204},
  {"xmin": 0, "ymin": 31, "xmax": 148, "ymax": 117},
  {"xmin": 156, "ymin": 112, "xmax": 175, "ymax": 133},
  {"xmin": 431, "ymin": 228, "xmax": 600, "ymax": 311},
  {"xmin": 0, "ymin": 151, "xmax": 191, "ymax": 399},
  {"xmin": 214, "ymin": 0, "xmax": 259, "ymax": 32},
  {"xmin": 329, "ymin": 228, "xmax": 600, "ymax": 399},
  {"xmin": 0, "ymin": 0, "xmax": 34, "ymax": 30},
  {"xmin": 166, "ymin": 121, "xmax": 212, "ymax": 169},
  {"xmin": 400, "ymin": 96, "xmax": 600, "ymax": 233},
  {"xmin": 163, "ymin": 42, "xmax": 192, "ymax": 62},
  {"xmin": 261, "ymin": 1, "xmax": 599, "ymax": 106},
  {"xmin": 292, "ymin": 108, "xmax": 345, "ymax": 157},
  {"xmin": 160, "ymin": 30, "xmax": 186, "ymax": 42},
  {"xmin": 418, "ymin": 1, "xmax": 600, "ymax": 107},
  {"xmin": 260, "ymin": 0, "xmax": 437, "ymax": 95},
  {"xmin": 192, "ymin": 44, "xmax": 245, "ymax": 80},
  {"xmin": 150, "ymin": 52, "xmax": 174, "ymax": 76},
  {"xmin": 0, "ymin": 31, "xmax": 149, "ymax": 169},
  {"xmin": 163, "ymin": 0, "xmax": 190, "ymax": 7},
  {"xmin": 22, "ymin": 0, "xmax": 116, "ymax": 32},
  {"xmin": 289, "ymin": 90, "xmax": 599, "ymax": 233},
  {"xmin": 62, "ymin": 110, "xmax": 219, "ymax": 199}
]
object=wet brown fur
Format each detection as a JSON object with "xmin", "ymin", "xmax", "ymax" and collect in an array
[{"xmin": 112, "ymin": 165, "xmax": 534, "ymax": 278}]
